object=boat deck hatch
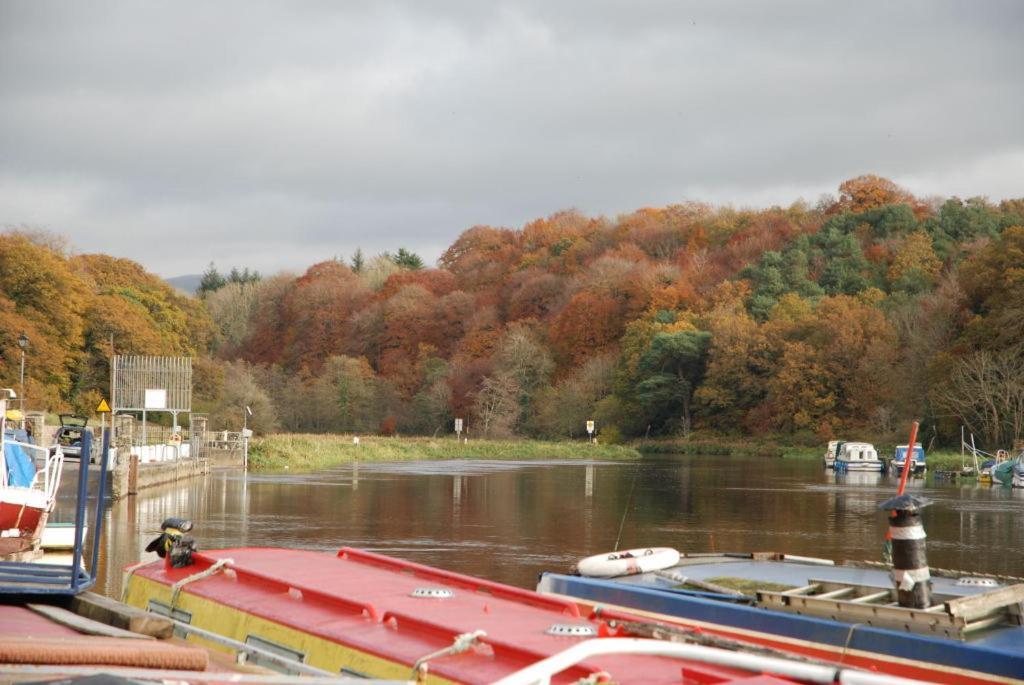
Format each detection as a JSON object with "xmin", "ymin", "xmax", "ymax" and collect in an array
[
  {"xmin": 957, "ymin": 577, "xmax": 1000, "ymax": 588},
  {"xmin": 546, "ymin": 623, "xmax": 597, "ymax": 637},
  {"xmin": 410, "ymin": 587, "xmax": 453, "ymax": 598}
]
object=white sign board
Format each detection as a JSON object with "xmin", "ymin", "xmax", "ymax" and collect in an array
[
  {"xmin": 454, "ymin": 418, "xmax": 464, "ymax": 433},
  {"xmin": 586, "ymin": 420, "xmax": 595, "ymax": 435},
  {"xmin": 144, "ymin": 389, "xmax": 167, "ymax": 410}
]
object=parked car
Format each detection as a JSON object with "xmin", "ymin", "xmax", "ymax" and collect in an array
[{"xmin": 52, "ymin": 414, "xmax": 94, "ymax": 463}]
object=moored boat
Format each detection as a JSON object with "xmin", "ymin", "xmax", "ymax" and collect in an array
[
  {"xmin": 539, "ymin": 551, "xmax": 1024, "ymax": 685},
  {"xmin": 122, "ymin": 536, "xmax": 921, "ymax": 685},
  {"xmin": 890, "ymin": 443, "xmax": 927, "ymax": 476},
  {"xmin": 1, "ymin": 390, "xmax": 64, "ymax": 561},
  {"xmin": 40, "ymin": 521, "xmax": 87, "ymax": 551},
  {"xmin": 992, "ymin": 452, "xmax": 1024, "ymax": 487},
  {"xmin": 833, "ymin": 441, "xmax": 884, "ymax": 473},
  {"xmin": 823, "ymin": 439, "xmax": 842, "ymax": 469}
]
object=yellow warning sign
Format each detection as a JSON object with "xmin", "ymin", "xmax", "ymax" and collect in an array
[{"xmin": 96, "ymin": 398, "xmax": 111, "ymax": 413}]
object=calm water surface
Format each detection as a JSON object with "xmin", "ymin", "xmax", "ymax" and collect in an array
[{"xmin": 57, "ymin": 455, "xmax": 1024, "ymax": 598}]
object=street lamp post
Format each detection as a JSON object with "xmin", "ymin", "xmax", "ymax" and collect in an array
[{"xmin": 17, "ymin": 333, "xmax": 29, "ymax": 413}]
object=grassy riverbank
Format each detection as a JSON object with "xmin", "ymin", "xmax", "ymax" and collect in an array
[
  {"xmin": 248, "ymin": 433, "xmax": 641, "ymax": 471},
  {"xmin": 637, "ymin": 438, "xmax": 802, "ymax": 458}
]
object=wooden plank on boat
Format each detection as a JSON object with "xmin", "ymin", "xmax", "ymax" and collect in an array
[
  {"xmin": 781, "ymin": 583, "xmax": 820, "ymax": 596},
  {"xmin": 945, "ymin": 584, "xmax": 1024, "ymax": 622},
  {"xmin": 755, "ymin": 578, "xmax": 992, "ymax": 639},
  {"xmin": 780, "ymin": 554, "xmax": 835, "ymax": 566},
  {"xmin": 662, "ymin": 573, "xmax": 747, "ymax": 596},
  {"xmin": 815, "ymin": 587, "xmax": 855, "ymax": 600},
  {"xmin": 757, "ymin": 591, "xmax": 966, "ymax": 639},
  {"xmin": 964, "ymin": 615, "xmax": 1005, "ymax": 633},
  {"xmin": 69, "ymin": 591, "xmax": 173, "ymax": 639},
  {"xmin": 849, "ymin": 591, "xmax": 890, "ymax": 604},
  {"xmin": 27, "ymin": 603, "xmax": 153, "ymax": 640}
]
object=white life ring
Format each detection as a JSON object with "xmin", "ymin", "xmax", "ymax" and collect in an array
[{"xmin": 576, "ymin": 547, "xmax": 680, "ymax": 578}]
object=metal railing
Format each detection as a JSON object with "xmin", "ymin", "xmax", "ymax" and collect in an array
[
  {"xmin": 7, "ymin": 439, "xmax": 64, "ymax": 502},
  {"xmin": 491, "ymin": 638, "xmax": 929, "ymax": 685}
]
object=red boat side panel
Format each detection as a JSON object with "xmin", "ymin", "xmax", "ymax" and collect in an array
[{"xmin": 0, "ymin": 500, "xmax": 43, "ymax": 533}]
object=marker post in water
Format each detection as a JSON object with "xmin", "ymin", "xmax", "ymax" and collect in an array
[
  {"xmin": 242, "ymin": 405, "xmax": 253, "ymax": 470},
  {"xmin": 880, "ymin": 420, "xmax": 933, "ymax": 609}
]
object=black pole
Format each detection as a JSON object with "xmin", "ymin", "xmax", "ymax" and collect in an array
[{"xmin": 879, "ymin": 493, "xmax": 932, "ymax": 609}]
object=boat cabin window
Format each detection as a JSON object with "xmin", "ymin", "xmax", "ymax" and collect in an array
[
  {"xmin": 147, "ymin": 599, "xmax": 192, "ymax": 624},
  {"xmin": 244, "ymin": 634, "xmax": 307, "ymax": 673}
]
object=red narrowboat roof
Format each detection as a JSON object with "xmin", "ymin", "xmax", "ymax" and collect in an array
[{"xmin": 131, "ymin": 547, "xmax": 805, "ymax": 684}]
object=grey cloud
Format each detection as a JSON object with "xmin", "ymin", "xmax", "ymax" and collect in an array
[{"xmin": 1, "ymin": 1, "xmax": 1021, "ymax": 275}]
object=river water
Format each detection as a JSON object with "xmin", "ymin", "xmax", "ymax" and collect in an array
[{"xmin": 55, "ymin": 455, "xmax": 1024, "ymax": 599}]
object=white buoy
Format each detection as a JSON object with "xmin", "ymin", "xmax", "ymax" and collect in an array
[{"xmin": 576, "ymin": 547, "xmax": 681, "ymax": 578}]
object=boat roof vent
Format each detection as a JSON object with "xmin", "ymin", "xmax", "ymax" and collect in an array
[
  {"xmin": 410, "ymin": 587, "xmax": 454, "ymax": 599},
  {"xmin": 956, "ymin": 577, "xmax": 1000, "ymax": 588},
  {"xmin": 546, "ymin": 623, "xmax": 597, "ymax": 637}
]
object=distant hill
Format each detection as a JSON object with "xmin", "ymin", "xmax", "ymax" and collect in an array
[{"xmin": 166, "ymin": 273, "xmax": 202, "ymax": 294}]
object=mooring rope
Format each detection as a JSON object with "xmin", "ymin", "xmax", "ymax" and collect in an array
[
  {"xmin": 120, "ymin": 560, "xmax": 154, "ymax": 603},
  {"xmin": 170, "ymin": 558, "xmax": 234, "ymax": 609},
  {"xmin": 839, "ymin": 623, "xmax": 866, "ymax": 664},
  {"xmin": 613, "ymin": 463, "xmax": 640, "ymax": 551}
]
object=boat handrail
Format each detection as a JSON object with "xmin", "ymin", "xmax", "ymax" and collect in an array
[
  {"xmin": 154, "ymin": 612, "xmax": 368, "ymax": 679},
  {"xmin": 3, "ymin": 438, "xmax": 64, "ymax": 502},
  {"xmin": 491, "ymin": 637, "xmax": 929, "ymax": 685}
]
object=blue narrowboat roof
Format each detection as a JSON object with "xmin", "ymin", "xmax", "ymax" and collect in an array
[{"xmin": 539, "ymin": 557, "xmax": 1024, "ymax": 682}]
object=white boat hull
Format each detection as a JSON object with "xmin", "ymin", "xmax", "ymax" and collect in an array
[
  {"xmin": 889, "ymin": 460, "xmax": 926, "ymax": 475},
  {"xmin": 40, "ymin": 522, "xmax": 86, "ymax": 550},
  {"xmin": 835, "ymin": 460, "xmax": 884, "ymax": 472}
]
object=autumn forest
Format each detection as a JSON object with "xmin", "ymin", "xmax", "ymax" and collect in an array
[{"xmin": 2, "ymin": 175, "xmax": 1022, "ymax": 449}]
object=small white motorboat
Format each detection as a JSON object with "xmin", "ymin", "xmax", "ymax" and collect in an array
[{"xmin": 834, "ymin": 441, "xmax": 884, "ymax": 472}]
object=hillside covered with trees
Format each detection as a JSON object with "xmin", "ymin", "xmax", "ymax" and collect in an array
[{"xmin": 2, "ymin": 176, "xmax": 1022, "ymax": 448}]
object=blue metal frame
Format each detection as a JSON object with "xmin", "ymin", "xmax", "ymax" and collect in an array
[{"xmin": 0, "ymin": 430, "xmax": 108, "ymax": 595}]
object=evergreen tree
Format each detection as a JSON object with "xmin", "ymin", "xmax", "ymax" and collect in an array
[
  {"xmin": 350, "ymin": 248, "xmax": 365, "ymax": 273},
  {"xmin": 198, "ymin": 262, "xmax": 227, "ymax": 296},
  {"xmin": 392, "ymin": 247, "xmax": 424, "ymax": 270}
]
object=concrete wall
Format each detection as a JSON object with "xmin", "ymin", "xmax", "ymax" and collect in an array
[
  {"xmin": 129, "ymin": 443, "xmax": 191, "ymax": 463},
  {"xmin": 207, "ymin": 447, "xmax": 244, "ymax": 469},
  {"xmin": 109, "ymin": 454, "xmax": 210, "ymax": 499}
]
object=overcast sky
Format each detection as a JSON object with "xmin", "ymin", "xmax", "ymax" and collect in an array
[{"xmin": 1, "ymin": 1, "xmax": 1021, "ymax": 277}]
